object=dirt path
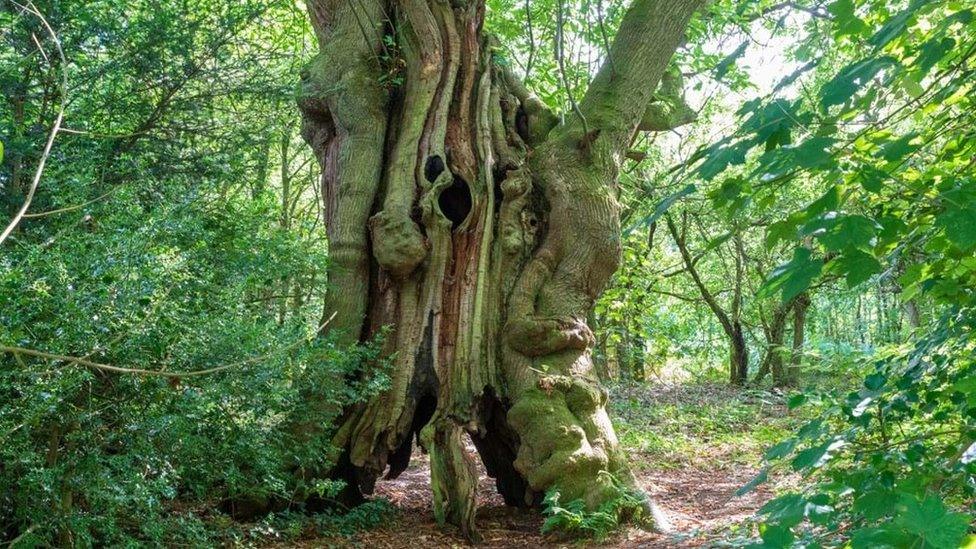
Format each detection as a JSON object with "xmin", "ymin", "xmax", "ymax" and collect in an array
[
  {"xmin": 302, "ymin": 449, "xmax": 771, "ymax": 548},
  {"xmin": 291, "ymin": 384, "xmax": 789, "ymax": 548}
]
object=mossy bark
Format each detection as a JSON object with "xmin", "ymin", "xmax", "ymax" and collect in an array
[{"xmin": 299, "ymin": 0, "xmax": 704, "ymax": 539}]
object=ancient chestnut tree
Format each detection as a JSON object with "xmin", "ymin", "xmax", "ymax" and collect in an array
[{"xmin": 298, "ymin": 0, "xmax": 704, "ymax": 538}]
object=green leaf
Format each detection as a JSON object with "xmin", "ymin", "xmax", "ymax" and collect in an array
[
  {"xmin": 851, "ymin": 525, "xmax": 914, "ymax": 549},
  {"xmin": 715, "ymin": 41, "xmax": 748, "ymax": 81},
  {"xmin": 735, "ymin": 466, "xmax": 769, "ymax": 496},
  {"xmin": 832, "ymin": 249, "xmax": 882, "ymax": 287},
  {"xmin": 792, "ymin": 438, "xmax": 844, "ymax": 471},
  {"xmin": 765, "ymin": 439, "xmax": 797, "ymax": 461},
  {"xmin": 697, "ymin": 140, "xmax": 751, "ymax": 180},
  {"xmin": 914, "ymin": 36, "xmax": 955, "ymax": 78},
  {"xmin": 754, "ymin": 137, "xmax": 837, "ymax": 181},
  {"xmin": 788, "ymin": 393, "xmax": 808, "ymax": 410},
  {"xmin": 627, "ymin": 184, "xmax": 696, "ymax": 235},
  {"xmin": 894, "ymin": 494, "xmax": 970, "ymax": 549},
  {"xmin": 879, "ymin": 133, "xmax": 920, "ymax": 162},
  {"xmin": 864, "ymin": 372, "xmax": 887, "ymax": 391},
  {"xmin": 821, "ymin": 57, "xmax": 896, "ymax": 109},
  {"xmin": 810, "ymin": 214, "xmax": 878, "ymax": 252},
  {"xmin": 857, "ymin": 165, "xmax": 887, "ymax": 193},
  {"xmin": 828, "ymin": 0, "xmax": 868, "ymax": 37},
  {"xmin": 760, "ymin": 494, "xmax": 807, "ymax": 528},
  {"xmin": 807, "ymin": 186, "xmax": 840, "ymax": 217},
  {"xmin": 759, "ymin": 524, "xmax": 794, "ymax": 548},
  {"xmin": 936, "ymin": 202, "xmax": 976, "ymax": 251},
  {"xmin": 758, "ymin": 248, "xmax": 824, "ymax": 303},
  {"xmin": 854, "ymin": 489, "xmax": 897, "ymax": 521},
  {"xmin": 741, "ymin": 99, "xmax": 801, "ymax": 145},
  {"xmin": 794, "ymin": 137, "xmax": 838, "ymax": 169},
  {"xmin": 869, "ymin": 0, "xmax": 931, "ymax": 50}
]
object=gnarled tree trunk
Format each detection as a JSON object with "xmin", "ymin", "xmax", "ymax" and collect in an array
[{"xmin": 297, "ymin": 0, "xmax": 703, "ymax": 538}]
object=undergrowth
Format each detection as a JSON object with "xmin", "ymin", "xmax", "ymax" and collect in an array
[{"xmin": 541, "ymin": 472, "xmax": 650, "ymax": 541}]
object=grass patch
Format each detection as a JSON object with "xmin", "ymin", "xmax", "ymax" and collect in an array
[{"xmin": 609, "ymin": 383, "xmax": 807, "ymax": 470}]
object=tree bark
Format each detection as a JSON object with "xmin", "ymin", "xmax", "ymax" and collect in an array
[
  {"xmin": 665, "ymin": 215, "xmax": 749, "ymax": 385},
  {"xmin": 298, "ymin": 0, "xmax": 704, "ymax": 538},
  {"xmin": 753, "ymin": 298, "xmax": 793, "ymax": 386},
  {"xmin": 787, "ymin": 292, "xmax": 809, "ymax": 386}
]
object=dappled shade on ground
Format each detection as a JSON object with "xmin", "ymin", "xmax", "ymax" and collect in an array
[{"xmin": 303, "ymin": 383, "xmax": 796, "ymax": 548}]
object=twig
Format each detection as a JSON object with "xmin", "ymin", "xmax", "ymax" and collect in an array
[
  {"xmin": 23, "ymin": 186, "xmax": 121, "ymax": 218},
  {"xmin": 555, "ymin": 0, "xmax": 589, "ymax": 136},
  {"xmin": 3, "ymin": 313, "xmax": 336, "ymax": 378},
  {"xmin": 0, "ymin": 1, "xmax": 67, "ymax": 246},
  {"xmin": 523, "ymin": 0, "xmax": 535, "ymax": 80}
]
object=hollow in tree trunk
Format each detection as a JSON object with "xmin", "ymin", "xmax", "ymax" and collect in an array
[{"xmin": 297, "ymin": 0, "xmax": 704, "ymax": 539}]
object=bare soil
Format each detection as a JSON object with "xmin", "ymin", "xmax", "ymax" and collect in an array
[
  {"xmin": 292, "ymin": 383, "xmax": 788, "ymax": 548},
  {"xmin": 293, "ymin": 450, "xmax": 771, "ymax": 548}
]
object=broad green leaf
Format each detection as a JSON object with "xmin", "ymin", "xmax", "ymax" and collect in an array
[
  {"xmin": 821, "ymin": 57, "xmax": 896, "ymax": 109},
  {"xmin": 828, "ymin": 0, "xmax": 868, "ymax": 37},
  {"xmin": 807, "ymin": 186, "xmax": 840, "ymax": 218},
  {"xmin": 832, "ymin": 249, "xmax": 882, "ymax": 287},
  {"xmin": 792, "ymin": 438, "xmax": 845, "ymax": 471},
  {"xmin": 936, "ymin": 203, "xmax": 976, "ymax": 251},
  {"xmin": 754, "ymin": 137, "xmax": 837, "ymax": 181},
  {"xmin": 854, "ymin": 489, "xmax": 897, "ymax": 521},
  {"xmin": 627, "ymin": 184, "xmax": 697, "ymax": 234},
  {"xmin": 741, "ymin": 99, "xmax": 801, "ymax": 144},
  {"xmin": 869, "ymin": 0, "xmax": 931, "ymax": 49},
  {"xmin": 765, "ymin": 439, "xmax": 797, "ymax": 460},
  {"xmin": 894, "ymin": 494, "xmax": 970, "ymax": 549},
  {"xmin": 879, "ymin": 133, "xmax": 920, "ymax": 162},
  {"xmin": 851, "ymin": 525, "xmax": 914, "ymax": 549},
  {"xmin": 810, "ymin": 214, "xmax": 878, "ymax": 252},
  {"xmin": 758, "ymin": 247, "xmax": 824, "ymax": 303},
  {"xmin": 715, "ymin": 41, "xmax": 748, "ymax": 81},
  {"xmin": 697, "ymin": 140, "xmax": 751, "ymax": 180},
  {"xmin": 759, "ymin": 524, "xmax": 794, "ymax": 548},
  {"xmin": 864, "ymin": 372, "xmax": 887, "ymax": 390},
  {"xmin": 915, "ymin": 36, "xmax": 956, "ymax": 78},
  {"xmin": 759, "ymin": 493, "xmax": 807, "ymax": 528},
  {"xmin": 735, "ymin": 466, "xmax": 769, "ymax": 496}
]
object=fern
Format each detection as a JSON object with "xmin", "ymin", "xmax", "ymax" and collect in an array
[{"xmin": 540, "ymin": 473, "xmax": 648, "ymax": 541}]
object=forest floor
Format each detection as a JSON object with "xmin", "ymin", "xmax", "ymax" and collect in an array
[{"xmin": 300, "ymin": 383, "xmax": 803, "ymax": 548}]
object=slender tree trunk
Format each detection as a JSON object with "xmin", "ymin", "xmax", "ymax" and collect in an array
[
  {"xmin": 753, "ymin": 301, "xmax": 790, "ymax": 386},
  {"xmin": 729, "ymin": 322, "xmax": 748, "ymax": 385},
  {"xmin": 786, "ymin": 292, "xmax": 809, "ymax": 386},
  {"xmin": 666, "ymin": 217, "xmax": 748, "ymax": 385},
  {"xmin": 297, "ymin": 0, "xmax": 704, "ymax": 538}
]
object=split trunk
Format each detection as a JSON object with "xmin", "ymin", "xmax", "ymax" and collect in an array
[{"xmin": 298, "ymin": 0, "xmax": 703, "ymax": 538}]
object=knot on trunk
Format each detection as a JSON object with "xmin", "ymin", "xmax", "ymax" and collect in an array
[
  {"xmin": 504, "ymin": 316, "xmax": 594, "ymax": 358},
  {"xmin": 369, "ymin": 211, "xmax": 427, "ymax": 278}
]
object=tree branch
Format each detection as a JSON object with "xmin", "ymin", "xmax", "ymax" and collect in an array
[
  {"xmin": 573, "ymin": 0, "xmax": 706, "ymax": 153},
  {"xmin": 665, "ymin": 213, "xmax": 736, "ymax": 337}
]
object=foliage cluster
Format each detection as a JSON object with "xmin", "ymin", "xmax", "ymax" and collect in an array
[
  {"xmin": 663, "ymin": 0, "xmax": 976, "ymax": 546},
  {"xmin": 1, "ymin": 0, "xmax": 974, "ymax": 545},
  {"xmin": 0, "ymin": 0, "xmax": 388, "ymax": 544}
]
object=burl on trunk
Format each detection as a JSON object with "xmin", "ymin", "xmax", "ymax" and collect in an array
[{"xmin": 297, "ymin": 0, "xmax": 703, "ymax": 538}]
